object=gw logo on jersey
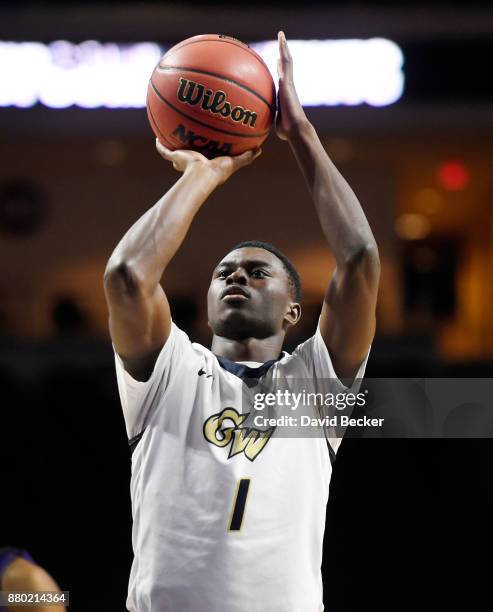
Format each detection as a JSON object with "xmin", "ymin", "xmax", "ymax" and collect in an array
[{"xmin": 203, "ymin": 408, "xmax": 274, "ymax": 462}]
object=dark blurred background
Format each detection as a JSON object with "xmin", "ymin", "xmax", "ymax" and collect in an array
[{"xmin": 1, "ymin": 1, "xmax": 492, "ymax": 610}]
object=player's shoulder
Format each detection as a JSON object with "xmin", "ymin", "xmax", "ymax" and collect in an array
[
  {"xmin": 170, "ymin": 323, "xmax": 230, "ymax": 374},
  {"xmin": 271, "ymin": 332, "xmax": 320, "ymax": 376}
]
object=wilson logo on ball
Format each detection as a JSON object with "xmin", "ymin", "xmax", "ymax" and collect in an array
[{"xmin": 176, "ymin": 78, "xmax": 258, "ymax": 128}]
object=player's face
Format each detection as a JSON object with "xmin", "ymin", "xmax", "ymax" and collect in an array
[{"xmin": 207, "ymin": 247, "xmax": 295, "ymax": 340}]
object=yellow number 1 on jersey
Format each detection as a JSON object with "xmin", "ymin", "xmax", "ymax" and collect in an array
[{"xmin": 228, "ymin": 478, "xmax": 251, "ymax": 531}]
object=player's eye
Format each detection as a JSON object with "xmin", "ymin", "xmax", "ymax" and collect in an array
[
  {"xmin": 251, "ymin": 269, "xmax": 267, "ymax": 278},
  {"xmin": 217, "ymin": 270, "xmax": 229, "ymax": 278}
]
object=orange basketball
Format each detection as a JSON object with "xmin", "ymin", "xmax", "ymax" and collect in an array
[{"xmin": 146, "ymin": 34, "xmax": 276, "ymax": 158}]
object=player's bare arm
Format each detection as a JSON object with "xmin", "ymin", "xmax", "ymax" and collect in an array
[
  {"xmin": 103, "ymin": 144, "xmax": 261, "ymax": 381},
  {"xmin": 277, "ymin": 31, "xmax": 380, "ymax": 379}
]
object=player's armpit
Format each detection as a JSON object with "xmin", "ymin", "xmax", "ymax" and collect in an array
[{"xmin": 104, "ymin": 263, "xmax": 172, "ymax": 382}]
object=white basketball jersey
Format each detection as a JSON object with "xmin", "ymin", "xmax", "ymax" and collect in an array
[{"xmin": 113, "ymin": 321, "xmax": 369, "ymax": 612}]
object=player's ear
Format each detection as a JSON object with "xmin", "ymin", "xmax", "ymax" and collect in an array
[{"xmin": 284, "ymin": 302, "xmax": 301, "ymax": 326}]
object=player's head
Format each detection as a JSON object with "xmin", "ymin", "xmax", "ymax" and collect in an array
[{"xmin": 207, "ymin": 241, "xmax": 302, "ymax": 340}]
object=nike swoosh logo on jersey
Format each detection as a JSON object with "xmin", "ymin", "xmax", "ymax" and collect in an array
[{"xmin": 198, "ymin": 368, "xmax": 213, "ymax": 379}]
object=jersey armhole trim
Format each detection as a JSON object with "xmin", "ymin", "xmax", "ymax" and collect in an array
[
  {"xmin": 326, "ymin": 439, "xmax": 336, "ymax": 466},
  {"xmin": 129, "ymin": 429, "xmax": 146, "ymax": 456}
]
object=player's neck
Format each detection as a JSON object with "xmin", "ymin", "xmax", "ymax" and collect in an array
[{"xmin": 211, "ymin": 333, "xmax": 283, "ymax": 363}]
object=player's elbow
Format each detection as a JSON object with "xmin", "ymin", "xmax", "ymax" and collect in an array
[
  {"xmin": 104, "ymin": 260, "xmax": 143, "ymax": 297},
  {"xmin": 343, "ymin": 242, "xmax": 381, "ymax": 285}
]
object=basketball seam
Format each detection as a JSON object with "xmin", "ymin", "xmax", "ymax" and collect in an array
[
  {"xmin": 150, "ymin": 80, "xmax": 271, "ymax": 139},
  {"xmin": 147, "ymin": 104, "xmax": 179, "ymax": 148},
  {"xmin": 156, "ymin": 65, "xmax": 274, "ymax": 111},
  {"xmin": 164, "ymin": 36, "xmax": 270, "ymax": 75}
]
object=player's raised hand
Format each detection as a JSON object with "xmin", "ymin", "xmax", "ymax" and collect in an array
[
  {"xmin": 276, "ymin": 31, "xmax": 309, "ymax": 141},
  {"xmin": 155, "ymin": 140, "xmax": 262, "ymax": 185}
]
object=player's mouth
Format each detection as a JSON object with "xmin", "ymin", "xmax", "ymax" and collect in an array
[{"xmin": 221, "ymin": 285, "xmax": 250, "ymax": 302}]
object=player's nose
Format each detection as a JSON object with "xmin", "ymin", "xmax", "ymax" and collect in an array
[{"xmin": 226, "ymin": 268, "xmax": 247, "ymax": 284}]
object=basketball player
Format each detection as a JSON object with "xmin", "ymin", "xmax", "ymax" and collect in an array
[
  {"xmin": 0, "ymin": 548, "xmax": 66, "ymax": 612},
  {"xmin": 104, "ymin": 32, "xmax": 379, "ymax": 611}
]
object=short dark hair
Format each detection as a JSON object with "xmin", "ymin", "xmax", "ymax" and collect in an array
[{"xmin": 229, "ymin": 240, "xmax": 302, "ymax": 302}]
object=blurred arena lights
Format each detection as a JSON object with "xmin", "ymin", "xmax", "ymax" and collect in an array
[
  {"xmin": 437, "ymin": 160, "xmax": 470, "ymax": 192},
  {"xmin": 255, "ymin": 38, "xmax": 403, "ymax": 106},
  {"xmin": 395, "ymin": 213, "xmax": 432, "ymax": 240},
  {"xmin": 0, "ymin": 38, "xmax": 404, "ymax": 109},
  {"xmin": 413, "ymin": 188, "xmax": 444, "ymax": 215}
]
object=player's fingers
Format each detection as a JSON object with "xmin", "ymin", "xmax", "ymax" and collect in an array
[
  {"xmin": 278, "ymin": 31, "xmax": 291, "ymax": 61},
  {"xmin": 277, "ymin": 58, "xmax": 283, "ymax": 80},
  {"xmin": 156, "ymin": 141, "xmax": 185, "ymax": 171},
  {"xmin": 155, "ymin": 139, "xmax": 175, "ymax": 160},
  {"xmin": 234, "ymin": 148, "xmax": 262, "ymax": 168},
  {"xmin": 278, "ymin": 31, "xmax": 283, "ymax": 60},
  {"xmin": 278, "ymin": 31, "xmax": 293, "ymax": 80},
  {"xmin": 252, "ymin": 147, "xmax": 263, "ymax": 161}
]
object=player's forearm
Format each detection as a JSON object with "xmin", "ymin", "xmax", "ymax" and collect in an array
[
  {"xmin": 105, "ymin": 163, "xmax": 219, "ymax": 292},
  {"xmin": 288, "ymin": 121, "xmax": 378, "ymax": 267}
]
